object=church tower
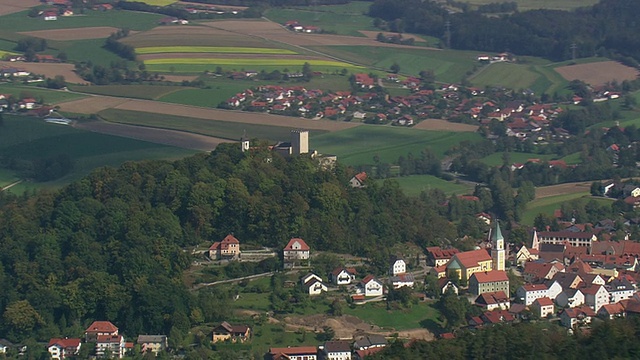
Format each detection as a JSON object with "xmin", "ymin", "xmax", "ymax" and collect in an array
[
  {"xmin": 491, "ymin": 220, "xmax": 506, "ymax": 271},
  {"xmin": 240, "ymin": 131, "xmax": 250, "ymax": 153}
]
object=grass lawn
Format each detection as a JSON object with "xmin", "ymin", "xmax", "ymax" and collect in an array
[
  {"xmin": 144, "ymin": 59, "xmax": 363, "ymax": 74},
  {"xmin": 480, "ymin": 152, "xmax": 555, "ymax": 167},
  {"xmin": 97, "ymin": 108, "xmax": 308, "ymax": 141},
  {"xmin": 0, "ymin": 38, "xmax": 18, "ymax": 53},
  {"xmin": 0, "ymin": 115, "xmax": 195, "ymax": 194},
  {"xmin": 0, "ymin": 10, "xmax": 162, "ymax": 32},
  {"xmin": 311, "ymin": 126, "xmax": 482, "ymax": 166},
  {"xmin": 380, "ymin": 175, "xmax": 473, "ymax": 197},
  {"xmin": 310, "ymin": 46, "xmax": 479, "ymax": 84},
  {"xmin": 344, "ymin": 301, "xmax": 441, "ymax": 331},
  {"xmin": 53, "ymin": 38, "xmax": 125, "ymax": 67},
  {"xmin": 470, "ymin": 62, "xmax": 570, "ymax": 95},
  {"xmin": 461, "ymin": 0, "xmax": 598, "ymax": 11},
  {"xmin": 250, "ymin": 323, "xmax": 319, "ymax": 356},
  {"xmin": 264, "ymin": 3, "xmax": 375, "ymax": 37},
  {"xmin": 0, "ymin": 84, "xmax": 86, "ymax": 104},
  {"xmin": 69, "ymin": 84, "xmax": 185, "ymax": 100},
  {"xmin": 159, "ymin": 87, "xmax": 248, "ymax": 108},
  {"xmin": 520, "ymin": 192, "xmax": 592, "ymax": 225},
  {"xmin": 561, "ymin": 152, "xmax": 582, "ymax": 165}
]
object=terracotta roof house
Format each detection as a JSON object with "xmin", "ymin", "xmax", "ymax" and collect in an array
[
  {"xmin": 209, "ymin": 234, "xmax": 241, "ymax": 260},
  {"xmin": 360, "ymin": 275, "xmax": 384, "ymax": 297},
  {"xmin": 321, "ymin": 341, "xmax": 352, "ymax": 360},
  {"xmin": 212, "ymin": 322, "xmax": 251, "ymax": 343},
  {"xmin": 47, "ymin": 338, "xmax": 81, "ymax": 359},
  {"xmin": 560, "ymin": 306, "xmax": 596, "ymax": 329},
  {"xmin": 447, "ymin": 249, "xmax": 493, "ymax": 282},
  {"xmin": 330, "ymin": 267, "xmax": 357, "ymax": 285},
  {"xmin": 531, "ymin": 297, "xmax": 554, "ymax": 318},
  {"xmin": 269, "ymin": 346, "xmax": 318, "ymax": 360},
  {"xmin": 523, "ymin": 261, "xmax": 564, "ymax": 282},
  {"xmin": 598, "ymin": 303, "xmax": 626, "ymax": 319},
  {"xmin": 426, "ymin": 246, "xmax": 460, "ymax": 267},
  {"xmin": 95, "ymin": 335, "xmax": 125, "ymax": 359},
  {"xmin": 481, "ymin": 309, "xmax": 515, "ymax": 324},
  {"xmin": 85, "ymin": 321, "xmax": 118, "ymax": 342},
  {"xmin": 469, "ymin": 270, "xmax": 509, "ymax": 296},
  {"xmin": 475, "ymin": 291, "xmax": 510, "ymax": 311},
  {"xmin": 437, "ymin": 277, "xmax": 458, "ymax": 295},
  {"xmin": 283, "ymin": 238, "xmax": 310, "ymax": 268},
  {"xmin": 349, "ymin": 172, "xmax": 367, "ymax": 188}
]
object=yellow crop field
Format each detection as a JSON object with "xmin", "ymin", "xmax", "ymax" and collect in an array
[
  {"xmin": 136, "ymin": 46, "xmax": 297, "ymax": 55},
  {"xmin": 144, "ymin": 58, "xmax": 360, "ymax": 67},
  {"xmin": 0, "ymin": 50, "xmax": 18, "ymax": 58}
]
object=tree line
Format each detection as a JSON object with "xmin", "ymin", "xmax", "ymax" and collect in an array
[{"xmin": 368, "ymin": 0, "xmax": 640, "ymax": 63}]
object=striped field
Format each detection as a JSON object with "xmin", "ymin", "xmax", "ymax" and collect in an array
[{"xmin": 136, "ymin": 46, "xmax": 297, "ymax": 55}]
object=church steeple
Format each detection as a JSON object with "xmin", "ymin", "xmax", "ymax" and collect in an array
[{"xmin": 491, "ymin": 219, "xmax": 505, "ymax": 271}]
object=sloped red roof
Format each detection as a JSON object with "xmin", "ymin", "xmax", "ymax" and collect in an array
[
  {"xmin": 426, "ymin": 246, "xmax": 460, "ymax": 259},
  {"xmin": 600, "ymin": 303, "xmax": 624, "ymax": 315},
  {"xmin": 354, "ymin": 172, "xmax": 367, "ymax": 182},
  {"xmin": 96, "ymin": 335, "xmax": 122, "ymax": 344},
  {"xmin": 533, "ymin": 297, "xmax": 554, "ymax": 307},
  {"xmin": 284, "ymin": 238, "xmax": 309, "ymax": 251},
  {"xmin": 451, "ymin": 249, "xmax": 491, "ymax": 269},
  {"xmin": 521, "ymin": 283, "xmax": 548, "ymax": 292},
  {"xmin": 523, "ymin": 262, "xmax": 563, "ymax": 279},
  {"xmin": 270, "ymin": 346, "xmax": 317, "ymax": 356},
  {"xmin": 482, "ymin": 309, "xmax": 514, "ymax": 323},
  {"xmin": 48, "ymin": 338, "xmax": 81, "ymax": 348},
  {"xmin": 567, "ymin": 259, "xmax": 593, "ymax": 274},
  {"xmin": 476, "ymin": 291, "xmax": 509, "ymax": 306},
  {"xmin": 85, "ymin": 321, "xmax": 118, "ymax": 333},
  {"xmin": 470, "ymin": 270, "xmax": 508, "ymax": 283}
]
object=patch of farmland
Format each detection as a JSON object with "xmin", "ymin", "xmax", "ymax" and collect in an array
[
  {"xmin": 413, "ymin": 119, "xmax": 479, "ymax": 132},
  {"xmin": 19, "ymin": 27, "xmax": 124, "ymax": 41},
  {"xmin": 0, "ymin": 10, "xmax": 163, "ymax": 32},
  {"xmin": 142, "ymin": 58, "xmax": 364, "ymax": 73},
  {"xmin": 136, "ymin": 0, "xmax": 177, "ymax": 5},
  {"xmin": 0, "ymin": 60, "xmax": 87, "ymax": 84},
  {"xmin": 179, "ymin": 2, "xmax": 248, "ymax": 11},
  {"xmin": 135, "ymin": 46, "xmax": 296, "ymax": 55},
  {"xmin": 68, "ymin": 85, "xmax": 185, "ymax": 100},
  {"xmin": 0, "ymin": 84, "xmax": 86, "ymax": 104},
  {"xmin": 201, "ymin": 20, "xmax": 436, "ymax": 49},
  {"xmin": 58, "ymin": 95, "xmax": 359, "ymax": 132},
  {"xmin": 138, "ymin": 53, "xmax": 322, "ymax": 61},
  {"xmin": 554, "ymin": 61, "xmax": 639, "ymax": 87},
  {"xmin": 121, "ymin": 26, "xmax": 271, "ymax": 48},
  {"xmin": 0, "ymin": 0, "xmax": 40, "ymax": 16},
  {"xmin": 470, "ymin": 62, "xmax": 540, "ymax": 91}
]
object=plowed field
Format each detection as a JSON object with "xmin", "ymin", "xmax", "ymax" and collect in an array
[
  {"xmin": 19, "ymin": 27, "xmax": 123, "ymax": 40},
  {"xmin": 555, "ymin": 61, "xmax": 639, "ymax": 86},
  {"xmin": 0, "ymin": 61, "xmax": 87, "ymax": 84}
]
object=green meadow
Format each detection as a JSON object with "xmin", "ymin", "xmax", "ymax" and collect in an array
[
  {"xmin": 0, "ymin": 115, "xmax": 195, "ymax": 194},
  {"xmin": 344, "ymin": 302, "xmax": 441, "ymax": 331},
  {"xmin": 480, "ymin": 152, "xmax": 555, "ymax": 167},
  {"xmin": 380, "ymin": 175, "xmax": 473, "ymax": 197},
  {"xmin": 311, "ymin": 126, "xmax": 482, "ymax": 166},
  {"xmin": 470, "ymin": 62, "xmax": 569, "ymax": 95},
  {"xmin": 518, "ymin": 193, "xmax": 616, "ymax": 225},
  {"xmin": 97, "ymin": 109, "xmax": 305, "ymax": 142},
  {"xmin": 53, "ymin": 38, "xmax": 125, "ymax": 66},
  {"xmin": 68, "ymin": 84, "xmax": 185, "ymax": 100},
  {"xmin": 136, "ymin": 46, "xmax": 297, "ymax": 55},
  {"xmin": 310, "ymin": 46, "xmax": 479, "ymax": 83},
  {"xmin": 0, "ymin": 84, "xmax": 86, "ymax": 104},
  {"xmin": 264, "ymin": 2, "xmax": 376, "ymax": 37},
  {"xmin": 0, "ymin": 10, "xmax": 162, "ymax": 32}
]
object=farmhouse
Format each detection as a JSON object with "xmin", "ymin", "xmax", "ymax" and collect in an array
[
  {"xmin": 331, "ymin": 267, "xmax": 357, "ymax": 285},
  {"xmin": 283, "ymin": 237, "xmax": 310, "ymax": 268},
  {"xmin": 349, "ymin": 172, "xmax": 367, "ymax": 188},
  {"xmin": 475, "ymin": 291, "xmax": 510, "ymax": 311},
  {"xmin": 360, "ymin": 275, "xmax": 384, "ymax": 297},
  {"xmin": 269, "ymin": 346, "xmax": 318, "ymax": 360},
  {"xmin": 208, "ymin": 234, "xmax": 241, "ymax": 260},
  {"xmin": 43, "ymin": 10, "xmax": 58, "ymax": 21},
  {"xmin": 212, "ymin": 322, "xmax": 251, "ymax": 343},
  {"xmin": 47, "ymin": 338, "xmax": 81, "ymax": 360},
  {"xmin": 531, "ymin": 297, "xmax": 555, "ymax": 318}
]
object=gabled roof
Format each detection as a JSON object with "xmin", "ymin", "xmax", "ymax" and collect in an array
[
  {"xmin": 552, "ymin": 272, "xmax": 583, "ymax": 289},
  {"xmin": 324, "ymin": 340, "xmax": 351, "ymax": 352},
  {"xmin": 532, "ymin": 297, "xmax": 554, "ymax": 307},
  {"xmin": 470, "ymin": 270, "xmax": 508, "ymax": 283},
  {"xmin": 85, "ymin": 321, "xmax": 118, "ymax": 333},
  {"xmin": 48, "ymin": 338, "xmax": 81, "ymax": 348},
  {"xmin": 523, "ymin": 261, "xmax": 564, "ymax": 279},
  {"xmin": 353, "ymin": 172, "xmax": 367, "ymax": 182},
  {"xmin": 284, "ymin": 238, "xmax": 310, "ymax": 251},
  {"xmin": 521, "ymin": 283, "xmax": 548, "ymax": 292},
  {"xmin": 580, "ymin": 285, "xmax": 606, "ymax": 295},
  {"xmin": 562, "ymin": 306, "xmax": 595, "ymax": 318},
  {"xmin": 96, "ymin": 335, "xmax": 122, "ymax": 344},
  {"xmin": 270, "ymin": 346, "xmax": 317, "ymax": 356},
  {"xmin": 449, "ymin": 249, "xmax": 491, "ymax": 269},
  {"xmin": 361, "ymin": 274, "xmax": 381, "ymax": 285},
  {"xmin": 137, "ymin": 335, "xmax": 167, "ymax": 343},
  {"xmin": 482, "ymin": 309, "xmax": 514, "ymax": 323},
  {"xmin": 537, "ymin": 231, "xmax": 596, "ymax": 239},
  {"xmin": 216, "ymin": 321, "xmax": 249, "ymax": 334},
  {"xmin": 476, "ymin": 291, "xmax": 509, "ymax": 306},
  {"xmin": 599, "ymin": 303, "xmax": 624, "ymax": 315},
  {"xmin": 331, "ymin": 267, "xmax": 356, "ymax": 277},
  {"xmin": 426, "ymin": 246, "xmax": 460, "ymax": 259},
  {"xmin": 567, "ymin": 259, "xmax": 593, "ymax": 274}
]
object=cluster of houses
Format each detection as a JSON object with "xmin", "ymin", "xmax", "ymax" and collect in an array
[
  {"xmin": 39, "ymin": 0, "xmax": 76, "ymax": 20},
  {"xmin": 427, "ymin": 219, "xmax": 640, "ymax": 332},
  {"xmin": 221, "ymin": 77, "xmax": 573, "ymax": 131},
  {"xmin": 476, "ymin": 53, "xmax": 513, "ymax": 63},
  {"xmin": 158, "ymin": 17, "xmax": 189, "ymax": 25},
  {"xmin": 284, "ymin": 20, "xmax": 321, "ymax": 34},
  {"xmin": 41, "ymin": 321, "xmax": 167, "ymax": 359}
]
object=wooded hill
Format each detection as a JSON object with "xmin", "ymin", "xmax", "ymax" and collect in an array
[
  {"xmin": 369, "ymin": 0, "xmax": 640, "ymax": 64},
  {"xmin": 0, "ymin": 144, "xmax": 463, "ymax": 343}
]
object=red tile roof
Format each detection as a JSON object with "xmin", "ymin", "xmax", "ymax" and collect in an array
[
  {"xmin": 521, "ymin": 283, "xmax": 548, "ymax": 291},
  {"xmin": 476, "ymin": 291, "xmax": 509, "ymax": 306},
  {"xmin": 354, "ymin": 171, "xmax": 367, "ymax": 182},
  {"xmin": 533, "ymin": 297, "xmax": 554, "ymax": 307},
  {"xmin": 284, "ymin": 238, "xmax": 309, "ymax": 251},
  {"xmin": 48, "ymin": 338, "xmax": 81, "ymax": 348},
  {"xmin": 482, "ymin": 309, "xmax": 514, "ymax": 323},
  {"xmin": 451, "ymin": 249, "xmax": 491, "ymax": 269},
  {"xmin": 600, "ymin": 303, "xmax": 624, "ymax": 315},
  {"xmin": 209, "ymin": 234, "xmax": 240, "ymax": 250},
  {"xmin": 354, "ymin": 347, "xmax": 384, "ymax": 358},
  {"xmin": 470, "ymin": 270, "xmax": 508, "ymax": 283},
  {"xmin": 270, "ymin": 346, "xmax": 317, "ymax": 356},
  {"xmin": 523, "ymin": 262, "xmax": 563, "ymax": 279},
  {"xmin": 85, "ymin": 321, "xmax": 118, "ymax": 334},
  {"xmin": 426, "ymin": 246, "xmax": 460, "ymax": 259}
]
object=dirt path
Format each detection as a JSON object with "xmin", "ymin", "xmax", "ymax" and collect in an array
[
  {"xmin": 74, "ymin": 120, "xmax": 231, "ymax": 151},
  {"xmin": 1, "ymin": 180, "xmax": 22, "ymax": 192}
]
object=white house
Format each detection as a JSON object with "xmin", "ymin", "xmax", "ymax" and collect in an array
[
  {"xmin": 304, "ymin": 278, "xmax": 328, "ymax": 295},
  {"xmin": 360, "ymin": 275, "xmax": 384, "ymax": 297},
  {"xmin": 608, "ymin": 278, "xmax": 636, "ymax": 303},
  {"xmin": 269, "ymin": 346, "xmax": 318, "ymax": 360},
  {"xmin": 543, "ymin": 280, "xmax": 564, "ymax": 300},
  {"xmin": 582, "ymin": 285, "xmax": 609, "ymax": 312},
  {"xmin": 321, "ymin": 341, "xmax": 351, "ymax": 360},
  {"xmin": 349, "ymin": 172, "xmax": 367, "ymax": 188},
  {"xmin": 559, "ymin": 306, "xmax": 595, "ymax": 329},
  {"xmin": 532, "ymin": 297, "xmax": 555, "ymax": 318},
  {"xmin": 300, "ymin": 273, "xmax": 322, "ymax": 286},
  {"xmin": 95, "ymin": 335, "xmax": 125, "ymax": 359},
  {"xmin": 390, "ymin": 258, "xmax": 406, "ymax": 276},
  {"xmin": 47, "ymin": 338, "xmax": 81, "ymax": 360},
  {"xmin": 390, "ymin": 273, "xmax": 414, "ymax": 289},
  {"xmin": 284, "ymin": 238, "xmax": 310, "ymax": 260},
  {"xmin": 556, "ymin": 289, "xmax": 585, "ymax": 308},
  {"xmin": 330, "ymin": 267, "xmax": 356, "ymax": 285},
  {"xmin": 516, "ymin": 284, "xmax": 549, "ymax": 306}
]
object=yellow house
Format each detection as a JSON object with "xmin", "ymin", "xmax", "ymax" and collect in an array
[
  {"xmin": 447, "ymin": 249, "xmax": 493, "ymax": 283},
  {"xmin": 212, "ymin": 322, "xmax": 251, "ymax": 343}
]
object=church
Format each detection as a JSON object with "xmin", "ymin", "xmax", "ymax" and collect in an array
[{"xmin": 447, "ymin": 220, "xmax": 506, "ymax": 283}]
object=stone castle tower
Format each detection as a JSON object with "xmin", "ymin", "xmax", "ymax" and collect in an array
[
  {"xmin": 491, "ymin": 220, "xmax": 506, "ymax": 271},
  {"xmin": 291, "ymin": 129, "xmax": 309, "ymax": 155}
]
